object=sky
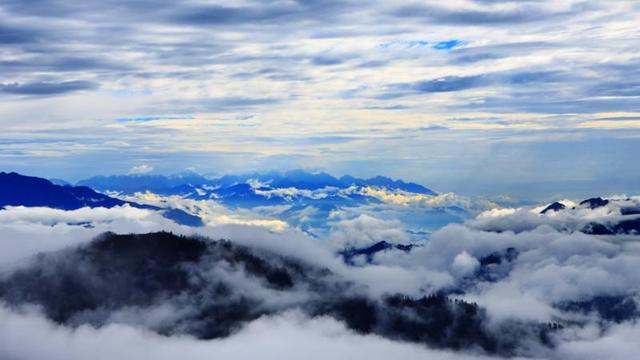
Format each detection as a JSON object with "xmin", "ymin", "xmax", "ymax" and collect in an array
[{"xmin": 1, "ymin": 0, "xmax": 640, "ymax": 198}]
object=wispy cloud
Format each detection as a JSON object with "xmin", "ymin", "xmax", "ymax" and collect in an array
[
  {"xmin": 129, "ymin": 164, "xmax": 154, "ymax": 174},
  {"xmin": 0, "ymin": 80, "xmax": 98, "ymax": 96},
  {"xmin": 0, "ymin": 0, "xmax": 639, "ymax": 193}
]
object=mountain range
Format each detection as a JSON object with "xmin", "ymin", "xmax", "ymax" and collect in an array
[
  {"xmin": 79, "ymin": 169, "xmax": 435, "ymax": 194},
  {"xmin": 7, "ymin": 170, "xmax": 638, "ymax": 240},
  {"xmin": 0, "ymin": 172, "xmax": 203, "ymax": 227},
  {"xmin": 77, "ymin": 169, "xmax": 436, "ymax": 207}
]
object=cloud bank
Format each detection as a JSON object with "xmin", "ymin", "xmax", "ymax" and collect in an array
[{"xmin": 1, "ymin": 194, "xmax": 640, "ymax": 358}]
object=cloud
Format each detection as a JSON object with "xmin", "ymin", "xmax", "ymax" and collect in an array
[
  {"xmin": 1, "ymin": 194, "xmax": 640, "ymax": 358},
  {"xmin": 329, "ymin": 214, "xmax": 410, "ymax": 249},
  {"xmin": 452, "ymin": 251, "xmax": 480, "ymax": 277},
  {"xmin": 1, "ymin": 0, "xmax": 640, "ymax": 187},
  {"xmin": 382, "ymin": 70, "xmax": 563, "ymax": 97},
  {"xmin": 0, "ymin": 205, "xmax": 178, "ymax": 265},
  {"xmin": 390, "ymin": 2, "xmax": 584, "ymax": 25},
  {"xmin": 414, "ymin": 75, "xmax": 487, "ymax": 93},
  {"xmin": 168, "ymin": 1, "xmax": 344, "ymax": 26},
  {"xmin": 0, "ymin": 56, "xmax": 131, "ymax": 73},
  {"xmin": 0, "ymin": 227, "xmax": 551, "ymax": 355},
  {"xmin": 0, "ymin": 306, "xmax": 504, "ymax": 360},
  {"xmin": 116, "ymin": 116, "xmax": 193, "ymax": 123},
  {"xmin": 0, "ymin": 81, "xmax": 98, "ymax": 96},
  {"xmin": 0, "ymin": 23, "xmax": 41, "ymax": 44},
  {"xmin": 311, "ymin": 55, "xmax": 345, "ymax": 66},
  {"xmin": 555, "ymin": 321, "xmax": 640, "ymax": 360},
  {"xmin": 128, "ymin": 164, "xmax": 154, "ymax": 174}
]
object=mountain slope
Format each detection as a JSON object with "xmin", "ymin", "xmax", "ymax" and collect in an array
[
  {"xmin": 0, "ymin": 172, "xmax": 126, "ymax": 210},
  {"xmin": 0, "ymin": 172, "xmax": 203, "ymax": 227},
  {"xmin": 0, "ymin": 231, "xmax": 552, "ymax": 355}
]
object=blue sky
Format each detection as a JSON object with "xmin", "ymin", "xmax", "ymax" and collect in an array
[{"xmin": 1, "ymin": 0, "xmax": 640, "ymax": 198}]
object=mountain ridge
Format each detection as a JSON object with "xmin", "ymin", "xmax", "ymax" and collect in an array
[
  {"xmin": 0, "ymin": 172, "xmax": 203, "ymax": 227},
  {"xmin": 77, "ymin": 169, "xmax": 436, "ymax": 196}
]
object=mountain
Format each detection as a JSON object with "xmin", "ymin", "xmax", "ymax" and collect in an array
[
  {"xmin": 339, "ymin": 174, "xmax": 434, "ymax": 194},
  {"xmin": 79, "ymin": 170, "xmax": 435, "ymax": 195},
  {"xmin": 48, "ymin": 178, "xmax": 71, "ymax": 186},
  {"xmin": 0, "ymin": 172, "xmax": 203, "ymax": 227},
  {"xmin": 77, "ymin": 171, "xmax": 209, "ymax": 194},
  {"xmin": 77, "ymin": 170, "xmax": 436, "ymax": 208},
  {"xmin": 340, "ymin": 241, "xmax": 416, "ymax": 265},
  {"xmin": 0, "ymin": 231, "xmax": 551, "ymax": 355},
  {"xmin": 0, "ymin": 172, "xmax": 126, "ymax": 210},
  {"xmin": 538, "ymin": 197, "xmax": 640, "ymax": 235},
  {"xmin": 540, "ymin": 201, "xmax": 565, "ymax": 214},
  {"xmin": 75, "ymin": 170, "xmax": 466, "ymax": 237},
  {"xmin": 578, "ymin": 197, "xmax": 610, "ymax": 209}
]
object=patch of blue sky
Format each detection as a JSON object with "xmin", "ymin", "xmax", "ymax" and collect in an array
[
  {"xmin": 432, "ymin": 40, "xmax": 464, "ymax": 50},
  {"xmin": 378, "ymin": 39, "xmax": 463, "ymax": 50}
]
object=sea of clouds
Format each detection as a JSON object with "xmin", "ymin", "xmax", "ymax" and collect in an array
[{"xmin": 1, "ymin": 196, "xmax": 639, "ymax": 359}]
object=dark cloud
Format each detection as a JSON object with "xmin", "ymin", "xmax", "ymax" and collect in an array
[
  {"xmin": 0, "ymin": 80, "xmax": 98, "ymax": 96},
  {"xmin": 594, "ymin": 116, "xmax": 640, "ymax": 121},
  {"xmin": 419, "ymin": 125, "xmax": 449, "ymax": 131},
  {"xmin": 380, "ymin": 70, "xmax": 564, "ymax": 98},
  {"xmin": 457, "ymin": 94, "xmax": 640, "ymax": 114},
  {"xmin": 0, "ymin": 56, "xmax": 131, "ymax": 72},
  {"xmin": 0, "ymin": 24, "xmax": 41, "ymax": 44},
  {"xmin": 390, "ymin": 3, "xmax": 576, "ymax": 25},
  {"xmin": 588, "ymin": 81, "xmax": 640, "ymax": 97},
  {"xmin": 311, "ymin": 56, "xmax": 345, "ymax": 66},
  {"xmin": 449, "ymin": 41, "xmax": 559, "ymax": 64},
  {"xmin": 168, "ymin": 0, "xmax": 348, "ymax": 26},
  {"xmin": 170, "ymin": 4, "xmax": 297, "ymax": 25},
  {"xmin": 414, "ymin": 75, "xmax": 488, "ymax": 93}
]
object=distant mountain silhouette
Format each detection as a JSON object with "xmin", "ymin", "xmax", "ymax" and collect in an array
[
  {"xmin": 579, "ymin": 197, "xmax": 609, "ymax": 209},
  {"xmin": 78, "ymin": 169, "xmax": 436, "ymax": 196},
  {"xmin": 0, "ymin": 172, "xmax": 203, "ymax": 227},
  {"xmin": 340, "ymin": 241, "xmax": 416, "ymax": 265},
  {"xmin": 78, "ymin": 171, "xmax": 209, "ymax": 194},
  {"xmin": 0, "ymin": 172, "xmax": 126, "ymax": 210},
  {"xmin": 540, "ymin": 202, "xmax": 566, "ymax": 214},
  {"xmin": 76, "ymin": 170, "xmax": 437, "ymax": 212}
]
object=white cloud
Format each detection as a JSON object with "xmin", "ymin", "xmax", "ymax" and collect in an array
[
  {"xmin": 1, "ymin": 195, "xmax": 640, "ymax": 358},
  {"xmin": 329, "ymin": 215, "xmax": 410, "ymax": 249},
  {"xmin": 128, "ymin": 164, "xmax": 153, "ymax": 175},
  {"xmin": 0, "ymin": 306, "xmax": 504, "ymax": 360},
  {"xmin": 555, "ymin": 321, "xmax": 640, "ymax": 360},
  {"xmin": 452, "ymin": 251, "xmax": 480, "ymax": 277},
  {"xmin": 0, "ymin": 205, "xmax": 180, "ymax": 266}
]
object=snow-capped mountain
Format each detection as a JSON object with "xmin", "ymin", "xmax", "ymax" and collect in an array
[
  {"xmin": 78, "ymin": 169, "xmax": 436, "ymax": 208},
  {"xmin": 77, "ymin": 170, "xmax": 469, "ymax": 237}
]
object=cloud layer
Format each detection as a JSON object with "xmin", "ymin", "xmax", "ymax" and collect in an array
[
  {"xmin": 1, "ymin": 1, "xmax": 640, "ymax": 195},
  {"xmin": 1, "ymin": 194, "xmax": 640, "ymax": 359}
]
